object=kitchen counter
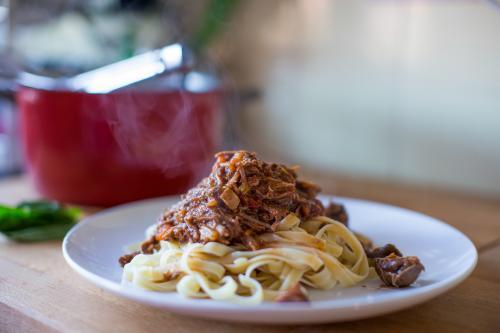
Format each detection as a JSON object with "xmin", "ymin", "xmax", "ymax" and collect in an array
[{"xmin": 1, "ymin": 174, "xmax": 499, "ymax": 332}]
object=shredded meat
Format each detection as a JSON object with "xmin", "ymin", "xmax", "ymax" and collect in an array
[
  {"xmin": 375, "ymin": 254, "xmax": 425, "ymax": 288},
  {"xmin": 275, "ymin": 283, "xmax": 309, "ymax": 303},
  {"xmin": 324, "ymin": 202, "xmax": 348, "ymax": 226},
  {"xmin": 153, "ymin": 151, "xmax": 333, "ymax": 249},
  {"xmin": 119, "ymin": 251, "xmax": 139, "ymax": 267},
  {"xmin": 141, "ymin": 235, "xmax": 159, "ymax": 254},
  {"xmin": 153, "ymin": 269, "xmax": 183, "ymax": 283}
]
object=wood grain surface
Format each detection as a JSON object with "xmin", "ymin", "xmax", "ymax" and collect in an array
[{"xmin": 1, "ymin": 175, "xmax": 499, "ymax": 333}]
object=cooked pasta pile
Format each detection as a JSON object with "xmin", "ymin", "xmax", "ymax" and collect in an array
[{"xmin": 122, "ymin": 214, "xmax": 370, "ymax": 304}]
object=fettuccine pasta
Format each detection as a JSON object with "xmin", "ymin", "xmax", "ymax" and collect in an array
[{"xmin": 122, "ymin": 214, "xmax": 370, "ymax": 304}]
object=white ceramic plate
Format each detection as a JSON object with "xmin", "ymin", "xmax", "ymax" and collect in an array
[{"xmin": 63, "ymin": 196, "xmax": 477, "ymax": 324}]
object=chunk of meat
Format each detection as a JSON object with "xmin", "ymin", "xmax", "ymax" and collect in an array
[
  {"xmin": 220, "ymin": 187, "xmax": 240, "ymax": 210},
  {"xmin": 375, "ymin": 254, "xmax": 425, "ymax": 288},
  {"xmin": 275, "ymin": 283, "xmax": 309, "ymax": 303},
  {"xmin": 355, "ymin": 232, "xmax": 373, "ymax": 252},
  {"xmin": 296, "ymin": 180, "xmax": 321, "ymax": 197},
  {"xmin": 366, "ymin": 243, "xmax": 403, "ymax": 259}
]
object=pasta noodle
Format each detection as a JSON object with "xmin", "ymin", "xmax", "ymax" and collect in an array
[{"xmin": 122, "ymin": 214, "xmax": 370, "ymax": 304}]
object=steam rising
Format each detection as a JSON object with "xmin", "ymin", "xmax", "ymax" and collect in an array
[{"xmin": 97, "ymin": 74, "xmax": 222, "ymax": 185}]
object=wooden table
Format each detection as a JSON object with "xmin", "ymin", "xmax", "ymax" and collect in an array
[{"xmin": 1, "ymin": 174, "xmax": 499, "ymax": 333}]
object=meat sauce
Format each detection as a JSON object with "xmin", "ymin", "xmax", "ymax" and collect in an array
[{"xmin": 154, "ymin": 151, "xmax": 346, "ymax": 249}]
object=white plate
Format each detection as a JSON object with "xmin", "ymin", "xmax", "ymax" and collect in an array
[{"xmin": 63, "ymin": 196, "xmax": 477, "ymax": 324}]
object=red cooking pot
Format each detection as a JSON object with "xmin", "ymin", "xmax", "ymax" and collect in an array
[{"xmin": 17, "ymin": 73, "xmax": 222, "ymax": 206}]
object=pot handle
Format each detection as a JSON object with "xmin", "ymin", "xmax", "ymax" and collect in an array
[{"xmin": 0, "ymin": 77, "xmax": 16, "ymax": 100}]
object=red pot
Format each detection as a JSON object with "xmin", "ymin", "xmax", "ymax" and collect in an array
[{"xmin": 17, "ymin": 84, "xmax": 222, "ymax": 206}]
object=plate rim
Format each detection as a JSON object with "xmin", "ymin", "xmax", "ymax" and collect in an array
[{"xmin": 62, "ymin": 195, "xmax": 478, "ymax": 321}]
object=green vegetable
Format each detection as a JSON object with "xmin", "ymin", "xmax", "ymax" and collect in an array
[{"xmin": 0, "ymin": 200, "xmax": 81, "ymax": 242}]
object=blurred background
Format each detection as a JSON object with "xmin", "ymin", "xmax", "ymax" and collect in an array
[{"xmin": 1, "ymin": 0, "xmax": 499, "ymax": 206}]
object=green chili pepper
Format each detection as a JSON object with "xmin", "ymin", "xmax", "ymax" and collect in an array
[{"xmin": 0, "ymin": 200, "xmax": 81, "ymax": 242}]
